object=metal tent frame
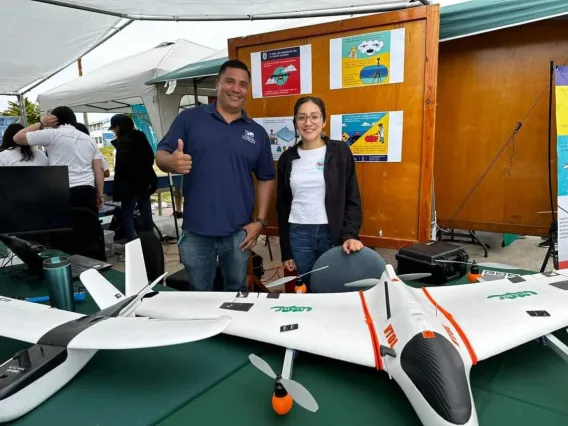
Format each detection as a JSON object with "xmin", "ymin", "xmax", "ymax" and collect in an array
[{"xmin": 32, "ymin": 0, "xmax": 431, "ymax": 21}]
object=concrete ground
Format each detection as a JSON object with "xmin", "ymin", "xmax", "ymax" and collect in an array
[{"xmin": 109, "ymin": 232, "xmax": 555, "ymax": 286}]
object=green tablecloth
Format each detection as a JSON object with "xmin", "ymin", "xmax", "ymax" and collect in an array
[{"xmin": 2, "ymin": 265, "xmax": 568, "ymax": 426}]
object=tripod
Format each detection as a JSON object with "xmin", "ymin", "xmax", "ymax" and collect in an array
[{"xmin": 540, "ymin": 221, "xmax": 558, "ymax": 272}]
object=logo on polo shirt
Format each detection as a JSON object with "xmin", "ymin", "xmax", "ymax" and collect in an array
[{"xmin": 242, "ymin": 130, "xmax": 256, "ymax": 144}]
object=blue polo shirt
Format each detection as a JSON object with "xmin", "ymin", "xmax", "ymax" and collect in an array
[{"xmin": 157, "ymin": 102, "xmax": 275, "ymax": 236}]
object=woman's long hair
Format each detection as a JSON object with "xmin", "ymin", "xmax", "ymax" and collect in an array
[
  {"xmin": 292, "ymin": 96, "xmax": 327, "ymax": 146},
  {"xmin": 0, "ymin": 123, "xmax": 35, "ymax": 162}
]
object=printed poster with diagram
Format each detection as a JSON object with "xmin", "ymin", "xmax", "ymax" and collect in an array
[
  {"xmin": 252, "ymin": 116, "xmax": 296, "ymax": 160},
  {"xmin": 329, "ymin": 28, "xmax": 405, "ymax": 90},
  {"xmin": 330, "ymin": 111, "xmax": 403, "ymax": 162},
  {"xmin": 251, "ymin": 45, "xmax": 312, "ymax": 99},
  {"xmin": 555, "ymin": 65, "xmax": 568, "ymax": 269}
]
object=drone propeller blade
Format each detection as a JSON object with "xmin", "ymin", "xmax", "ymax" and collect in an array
[
  {"xmin": 119, "ymin": 271, "xmax": 169, "ymax": 316},
  {"xmin": 265, "ymin": 276, "xmax": 297, "ymax": 289},
  {"xmin": 397, "ymin": 273, "xmax": 432, "ymax": 281},
  {"xmin": 344, "ymin": 278, "xmax": 380, "ymax": 288},
  {"xmin": 297, "ymin": 265, "xmax": 329, "ymax": 278},
  {"xmin": 249, "ymin": 354, "xmax": 277, "ymax": 379},
  {"xmin": 280, "ymin": 378, "xmax": 319, "ymax": 412},
  {"xmin": 266, "ymin": 265, "xmax": 330, "ymax": 288}
]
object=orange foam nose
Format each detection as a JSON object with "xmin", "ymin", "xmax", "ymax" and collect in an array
[
  {"xmin": 295, "ymin": 283, "xmax": 307, "ymax": 293},
  {"xmin": 272, "ymin": 393, "xmax": 293, "ymax": 415}
]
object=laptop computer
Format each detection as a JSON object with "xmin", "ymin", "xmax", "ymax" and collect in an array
[{"xmin": 0, "ymin": 234, "xmax": 112, "ymax": 280}]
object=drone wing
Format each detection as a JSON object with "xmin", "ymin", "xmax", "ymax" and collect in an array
[
  {"xmin": 0, "ymin": 296, "xmax": 84, "ymax": 343},
  {"xmin": 66, "ymin": 316, "xmax": 232, "ymax": 350},
  {"xmin": 414, "ymin": 270, "xmax": 568, "ymax": 363},
  {"xmin": 134, "ymin": 290, "xmax": 380, "ymax": 368}
]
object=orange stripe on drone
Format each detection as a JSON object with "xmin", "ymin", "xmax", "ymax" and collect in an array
[
  {"xmin": 358, "ymin": 290, "xmax": 383, "ymax": 371},
  {"xmin": 421, "ymin": 287, "xmax": 478, "ymax": 365}
]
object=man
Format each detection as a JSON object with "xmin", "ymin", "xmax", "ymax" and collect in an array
[
  {"xmin": 13, "ymin": 106, "xmax": 105, "ymax": 214},
  {"xmin": 156, "ymin": 59, "xmax": 275, "ymax": 292}
]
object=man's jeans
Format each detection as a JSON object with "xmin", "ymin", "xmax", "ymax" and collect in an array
[
  {"xmin": 178, "ymin": 229, "xmax": 249, "ymax": 292},
  {"xmin": 289, "ymin": 224, "xmax": 333, "ymax": 288}
]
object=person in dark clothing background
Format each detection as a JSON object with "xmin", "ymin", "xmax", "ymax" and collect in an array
[{"xmin": 109, "ymin": 114, "xmax": 157, "ymax": 242}]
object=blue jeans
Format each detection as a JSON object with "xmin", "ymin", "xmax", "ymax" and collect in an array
[
  {"xmin": 178, "ymin": 229, "xmax": 249, "ymax": 292},
  {"xmin": 120, "ymin": 194, "xmax": 154, "ymax": 242},
  {"xmin": 289, "ymin": 224, "xmax": 333, "ymax": 288}
]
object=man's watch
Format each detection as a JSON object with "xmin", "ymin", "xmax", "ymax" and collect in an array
[{"xmin": 255, "ymin": 218, "xmax": 268, "ymax": 227}]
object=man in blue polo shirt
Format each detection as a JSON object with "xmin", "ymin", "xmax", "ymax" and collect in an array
[{"xmin": 155, "ymin": 59, "xmax": 275, "ymax": 292}]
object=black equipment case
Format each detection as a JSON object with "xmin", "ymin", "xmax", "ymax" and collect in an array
[{"xmin": 395, "ymin": 241, "xmax": 469, "ymax": 284}]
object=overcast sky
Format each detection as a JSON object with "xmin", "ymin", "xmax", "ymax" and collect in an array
[{"xmin": 0, "ymin": 0, "xmax": 469, "ymax": 123}]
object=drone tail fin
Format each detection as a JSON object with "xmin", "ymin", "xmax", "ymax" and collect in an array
[
  {"xmin": 125, "ymin": 238, "xmax": 150, "ymax": 297},
  {"xmin": 80, "ymin": 269, "xmax": 126, "ymax": 310}
]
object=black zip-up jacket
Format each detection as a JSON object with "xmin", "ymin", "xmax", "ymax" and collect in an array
[{"xmin": 276, "ymin": 138, "xmax": 363, "ymax": 262}]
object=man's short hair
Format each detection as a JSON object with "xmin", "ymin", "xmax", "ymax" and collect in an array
[{"xmin": 218, "ymin": 59, "xmax": 251, "ymax": 80}]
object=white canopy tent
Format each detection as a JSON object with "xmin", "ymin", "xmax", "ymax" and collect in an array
[
  {"xmin": 1, "ymin": 0, "xmax": 128, "ymax": 96},
  {"xmin": 38, "ymin": 39, "xmax": 219, "ymax": 139}
]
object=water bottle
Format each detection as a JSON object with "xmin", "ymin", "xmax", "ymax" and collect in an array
[{"xmin": 43, "ymin": 256, "xmax": 75, "ymax": 311}]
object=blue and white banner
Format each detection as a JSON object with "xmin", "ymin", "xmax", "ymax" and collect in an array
[{"xmin": 0, "ymin": 116, "xmax": 19, "ymax": 138}]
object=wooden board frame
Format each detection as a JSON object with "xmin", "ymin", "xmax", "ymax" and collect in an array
[{"xmin": 228, "ymin": 4, "xmax": 440, "ymax": 250}]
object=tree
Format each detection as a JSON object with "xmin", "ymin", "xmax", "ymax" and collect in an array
[{"xmin": 1, "ymin": 97, "xmax": 40, "ymax": 124}]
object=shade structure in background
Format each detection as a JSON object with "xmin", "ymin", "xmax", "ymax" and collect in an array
[{"xmin": 37, "ymin": 40, "xmax": 219, "ymax": 140}]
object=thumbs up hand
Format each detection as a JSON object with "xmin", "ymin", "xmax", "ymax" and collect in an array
[{"xmin": 172, "ymin": 139, "xmax": 192, "ymax": 174}]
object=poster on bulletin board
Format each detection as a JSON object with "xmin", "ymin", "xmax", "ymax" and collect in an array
[
  {"xmin": 253, "ymin": 116, "xmax": 296, "ymax": 160},
  {"xmin": 329, "ymin": 28, "xmax": 405, "ymax": 90},
  {"xmin": 251, "ymin": 45, "xmax": 312, "ymax": 98},
  {"xmin": 555, "ymin": 65, "xmax": 568, "ymax": 269},
  {"xmin": 330, "ymin": 110, "xmax": 403, "ymax": 162}
]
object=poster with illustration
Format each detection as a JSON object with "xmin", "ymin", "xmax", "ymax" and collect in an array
[
  {"xmin": 555, "ymin": 66, "xmax": 568, "ymax": 269},
  {"xmin": 251, "ymin": 45, "xmax": 312, "ymax": 98},
  {"xmin": 330, "ymin": 111, "xmax": 403, "ymax": 162},
  {"xmin": 253, "ymin": 116, "xmax": 296, "ymax": 160},
  {"xmin": 329, "ymin": 28, "xmax": 405, "ymax": 90}
]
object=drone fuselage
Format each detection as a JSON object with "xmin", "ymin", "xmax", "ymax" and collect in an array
[
  {"xmin": 0, "ymin": 345, "xmax": 96, "ymax": 423},
  {"xmin": 378, "ymin": 278, "xmax": 478, "ymax": 426}
]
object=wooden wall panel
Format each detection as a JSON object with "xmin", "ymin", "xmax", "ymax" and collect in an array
[
  {"xmin": 435, "ymin": 19, "xmax": 568, "ymax": 236},
  {"xmin": 228, "ymin": 5, "xmax": 440, "ymax": 249}
]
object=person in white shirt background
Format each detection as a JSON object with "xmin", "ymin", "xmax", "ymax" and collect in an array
[
  {"xmin": 0, "ymin": 123, "xmax": 49, "ymax": 167},
  {"xmin": 13, "ymin": 106, "xmax": 105, "ymax": 215},
  {"xmin": 276, "ymin": 96, "xmax": 364, "ymax": 290}
]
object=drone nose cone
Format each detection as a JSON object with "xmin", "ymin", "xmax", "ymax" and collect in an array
[{"xmin": 400, "ymin": 332, "xmax": 472, "ymax": 425}]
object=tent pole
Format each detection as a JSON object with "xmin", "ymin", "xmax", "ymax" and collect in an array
[{"xmin": 18, "ymin": 94, "xmax": 28, "ymax": 127}]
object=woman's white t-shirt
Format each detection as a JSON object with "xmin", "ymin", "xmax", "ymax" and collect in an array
[
  {"xmin": 289, "ymin": 145, "xmax": 328, "ymax": 224},
  {"xmin": 26, "ymin": 125, "xmax": 102, "ymax": 188},
  {"xmin": 0, "ymin": 147, "xmax": 49, "ymax": 167}
]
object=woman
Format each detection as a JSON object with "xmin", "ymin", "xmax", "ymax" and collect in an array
[
  {"xmin": 0, "ymin": 123, "xmax": 48, "ymax": 166},
  {"xmin": 109, "ymin": 114, "xmax": 157, "ymax": 242},
  {"xmin": 12, "ymin": 106, "xmax": 105, "ymax": 213},
  {"xmin": 276, "ymin": 96, "xmax": 364, "ymax": 288}
]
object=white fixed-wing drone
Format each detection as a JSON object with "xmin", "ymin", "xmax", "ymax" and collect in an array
[
  {"xmin": 81, "ymin": 239, "xmax": 568, "ymax": 426},
  {"xmin": 0, "ymin": 270, "xmax": 231, "ymax": 423}
]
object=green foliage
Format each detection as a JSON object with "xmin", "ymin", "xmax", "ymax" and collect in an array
[{"xmin": 1, "ymin": 97, "xmax": 40, "ymax": 124}]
